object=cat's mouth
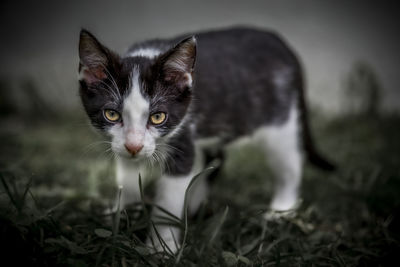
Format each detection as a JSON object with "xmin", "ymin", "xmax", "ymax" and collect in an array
[
  {"xmin": 120, "ymin": 149, "xmax": 146, "ymax": 159},
  {"xmin": 115, "ymin": 146, "xmax": 154, "ymax": 162}
]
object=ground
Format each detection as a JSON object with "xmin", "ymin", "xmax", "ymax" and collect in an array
[{"xmin": 1, "ymin": 110, "xmax": 399, "ymax": 266}]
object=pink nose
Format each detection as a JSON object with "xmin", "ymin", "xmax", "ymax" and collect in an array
[{"xmin": 124, "ymin": 143, "xmax": 144, "ymax": 156}]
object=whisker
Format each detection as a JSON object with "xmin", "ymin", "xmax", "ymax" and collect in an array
[
  {"xmin": 81, "ymin": 141, "xmax": 113, "ymax": 159},
  {"xmin": 154, "ymin": 150, "xmax": 167, "ymax": 172},
  {"xmin": 97, "ymin": 146, "xmax": 116, "ymax": 161},
  {"xmin": 97, "ymin": 79, "xmax": 121, "ymax": 101},
  {"xmin": 83, "ymin": 141, "xmax": 112, "ymax": 151},
  {"xmin": 88, "ymin": 63, "xmax": 122, "ymax": 102},
  {"xmin": 157, "ymin": 143, "xmax": 183, "ymax": 154},
  {"xmin": 100, "ymin": 63, "xmax": 122, "ymax": 100},
  {"xmin": 154, "ymin": 147, "xmax": 173, "ymax": 174}
]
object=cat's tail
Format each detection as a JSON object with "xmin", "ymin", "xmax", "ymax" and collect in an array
[{"xmin": 297, "ymin": 76, "xmax": 336, "ymax": 171}]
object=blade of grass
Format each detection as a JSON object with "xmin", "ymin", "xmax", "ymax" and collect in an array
[
  {"xmin": 170, "ymin": 227, "xmax": 179, "ymax": 254},
  {"xmin": 113, "ymin": 186, "xmax": 123, "ymax": 236},
  {"xmin": 95, "ymin": 244, "xmax": 109, "ymax": 267},
  {"xmin": 257, "ymin": 221, "xmax": 267, "ymax": 254},
  {"xmin": 175, "ymin": 167, "xmax": 214, "ymax": 264},
  {"xmin": 150, "ymin": 221, "xmax": 174, "ymax": 256},
  {"xmin": 208, "ymin": 206, "xmax": 229, "ymax": 245},
  {"xmin": 152, "ymin": 204, "xmax": 182, "ymax": 223},
  {"xmin": 123, "ymin": 209, "xmax": 130, "ymax": 231},
  {"xmin": 0, "ymin": 173, "xmax": 18, "ymax": 211},
  {"xmin": 28, "ymin": 189, "xmax": 41, "ymax": 210},
  {"xmin": 112, "ymin": 185, "xmax": 123, "ymax": 267},
  {"xmin": 199, "ymin": 206, "xmax": 229, "ymax": 255},
  {"xmin": 138, "ymin": 174, "xmax": 148, "ymax": 220},
  {"xmin": 20, "ymin": 176, "xmax": 33, "ymax": 208}
]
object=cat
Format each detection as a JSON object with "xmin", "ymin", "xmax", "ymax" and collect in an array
[{"xmin": 78, "ymin": 26, "xmax": 334, "ymax": 252}]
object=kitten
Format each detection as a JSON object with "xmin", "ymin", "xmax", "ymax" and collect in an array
[{"xmin": 78, "ymin": 26, "xmax": 334, "ymax": 252}]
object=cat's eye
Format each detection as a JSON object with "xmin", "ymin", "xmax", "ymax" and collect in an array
[
  {"xmin": 104, "ymin": 109, "xmax": 121, "ymax": 122},
  {"xmin": 150, "ymin": 112, "xmax": 166, "ymax": 125}
]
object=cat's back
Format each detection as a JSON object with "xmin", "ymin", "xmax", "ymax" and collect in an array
[
  {"xmin": 192, "ymin": 27, "xmax": 302, "ymax": 138},
  {"xmin": 129, "ymin": 27, "xmax": 302, "ymax": 139},
  {"xmin": 192, "ymin": 26, "xmax": 300, "ymax": 99},
  {"xmin": 129, "ymin": 26, "xmax": 298, "ymax": 69},
  {"xmin": 196, "ymin": 26, "xmax": 297, "ymax": 64}
]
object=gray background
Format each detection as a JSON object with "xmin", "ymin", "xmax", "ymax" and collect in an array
[{"xmin": 1, "ymin": 0, "xmax": 399, "ymax": 114}]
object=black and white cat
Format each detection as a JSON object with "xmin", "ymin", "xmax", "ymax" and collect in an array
[{"xmin": 78, "ymin": 26, "xmax": 334, "ymax": 252}]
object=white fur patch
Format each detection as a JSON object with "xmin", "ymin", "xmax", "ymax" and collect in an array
[
  {"xmin": 183, "ymin": 72, "xmax": 193, "ymax": 87},
  {"xmin": 127, "ymin": 48, "xmax": 161, "ymax": 59},
  {"xmin": 108, "ymin": 66, "xmax": 158, "ymax": 159},
  {"xmin": 165, "ymin": 113, "xmax": 191, "ymax": 140},
  {"xmin": 253, "ymin": 105, "xmax": 303, "ymax": 212},
  {"xmin": 77, "ymin": 66, "xmax": 87, "ymax": 81},
  {"xmin": 123, "ymin": 67, "xmax": 149, "ymax": 129}
]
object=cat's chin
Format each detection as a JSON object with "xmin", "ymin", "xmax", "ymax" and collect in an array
[{"xmin": 118, "ymin": 152, "xmax": 150, "ymax": 163}]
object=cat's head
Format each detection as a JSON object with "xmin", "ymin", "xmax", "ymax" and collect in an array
[{"xmin": 78, "ymin": 29, "xmax": 196, "ymax": 161}]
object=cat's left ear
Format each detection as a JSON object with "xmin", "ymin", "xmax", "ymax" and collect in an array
[
  {"xmin": 159, "ymin": 36, "xmax": 196, "ymax": 90},
  {"xmin": 78, "ymin": 29, "xmax": 118, "ymax": 85}
]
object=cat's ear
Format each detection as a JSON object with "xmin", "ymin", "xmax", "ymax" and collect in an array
[
  {"xmin": 159, "ymin": 36, "xmax": 196, "ymax": 90},
  {"xmin": 78, "ymin": 29, "xmax": 117, "ymax": 85}
]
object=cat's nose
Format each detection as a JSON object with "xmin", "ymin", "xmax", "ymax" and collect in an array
[{"xmin": 124, "ymin": 143, "xmax": 144, "ymax": 156}]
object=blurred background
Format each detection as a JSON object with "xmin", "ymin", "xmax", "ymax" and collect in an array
[
  {"xmin": 1, "ymin": 1, "xmax": 400, "ymax": 265},
  {"xmin": 0, "ymin": 0, "xmax": 399, "ymax": 115}
]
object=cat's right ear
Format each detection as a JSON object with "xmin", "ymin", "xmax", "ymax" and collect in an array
[
  {"xmin": 78, "ymin": 29, "xmax": 114, "ymax": 85},
  {"xmin": 158, "ymin": 36, "xmax": 197, "ymax": 91}
]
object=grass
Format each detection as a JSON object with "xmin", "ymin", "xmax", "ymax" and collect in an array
[{"xmin": 1, "ymin": 111, "xmax": 400, "ymax": 266}]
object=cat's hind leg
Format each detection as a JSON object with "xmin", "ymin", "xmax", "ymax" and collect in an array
[{"xmin": 254, "ymin": 107, "xmax": 303, "ymax": 218}]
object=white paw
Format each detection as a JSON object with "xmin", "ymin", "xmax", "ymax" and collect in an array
[
  {"xmin": 263, "ymin": 209, "xmax": 297, "ymax": 221},
  {"xmin": 270, "ymin": 192, "xmax": 299, "ymax": 211},
  {"xmin": 264, "ymin": 199, "xmax": 302, "ymax": 221}
]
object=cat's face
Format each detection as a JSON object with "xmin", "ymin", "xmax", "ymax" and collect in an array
[{"xmin": 78, "ymin": 30, "xmax": 196, "ymax": 161}]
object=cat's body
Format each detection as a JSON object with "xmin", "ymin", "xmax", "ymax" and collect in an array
[{"xmin": 78, "ymin": 27, "xmax": 333, "ymax": 252}]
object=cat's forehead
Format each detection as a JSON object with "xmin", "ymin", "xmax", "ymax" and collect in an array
[
  {"xmin": 122, "ymin": 66, "xmax": 150, "ymax": 126},
  {"xmin": 121, "ymin": 57, "xmax": 156, "ymax": 96},
  {"xmin": 122, "ymin": 56, "xmax": 154, "ymax": 73}
]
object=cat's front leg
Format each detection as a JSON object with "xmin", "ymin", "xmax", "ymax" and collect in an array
[
  {"xmin": 147, "ymin": 174, "xmax": 192, "ymax": 252},
  {"xmin": 146, "ymin": 133, "xmax": 207, "ymax": 253}
]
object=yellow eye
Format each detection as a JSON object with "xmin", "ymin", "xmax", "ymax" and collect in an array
[
  {"xmin": 150, "ymin": 112, "xmax": 166, "ymax": 125},
  {"xmin": 104, "ymin": 109, "xmax": 120, "ymax": 122}
]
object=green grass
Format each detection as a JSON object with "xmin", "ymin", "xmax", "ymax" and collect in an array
[{"xmin": 1, "ymin": 112, "xmax": 400, "ymax": 266}]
